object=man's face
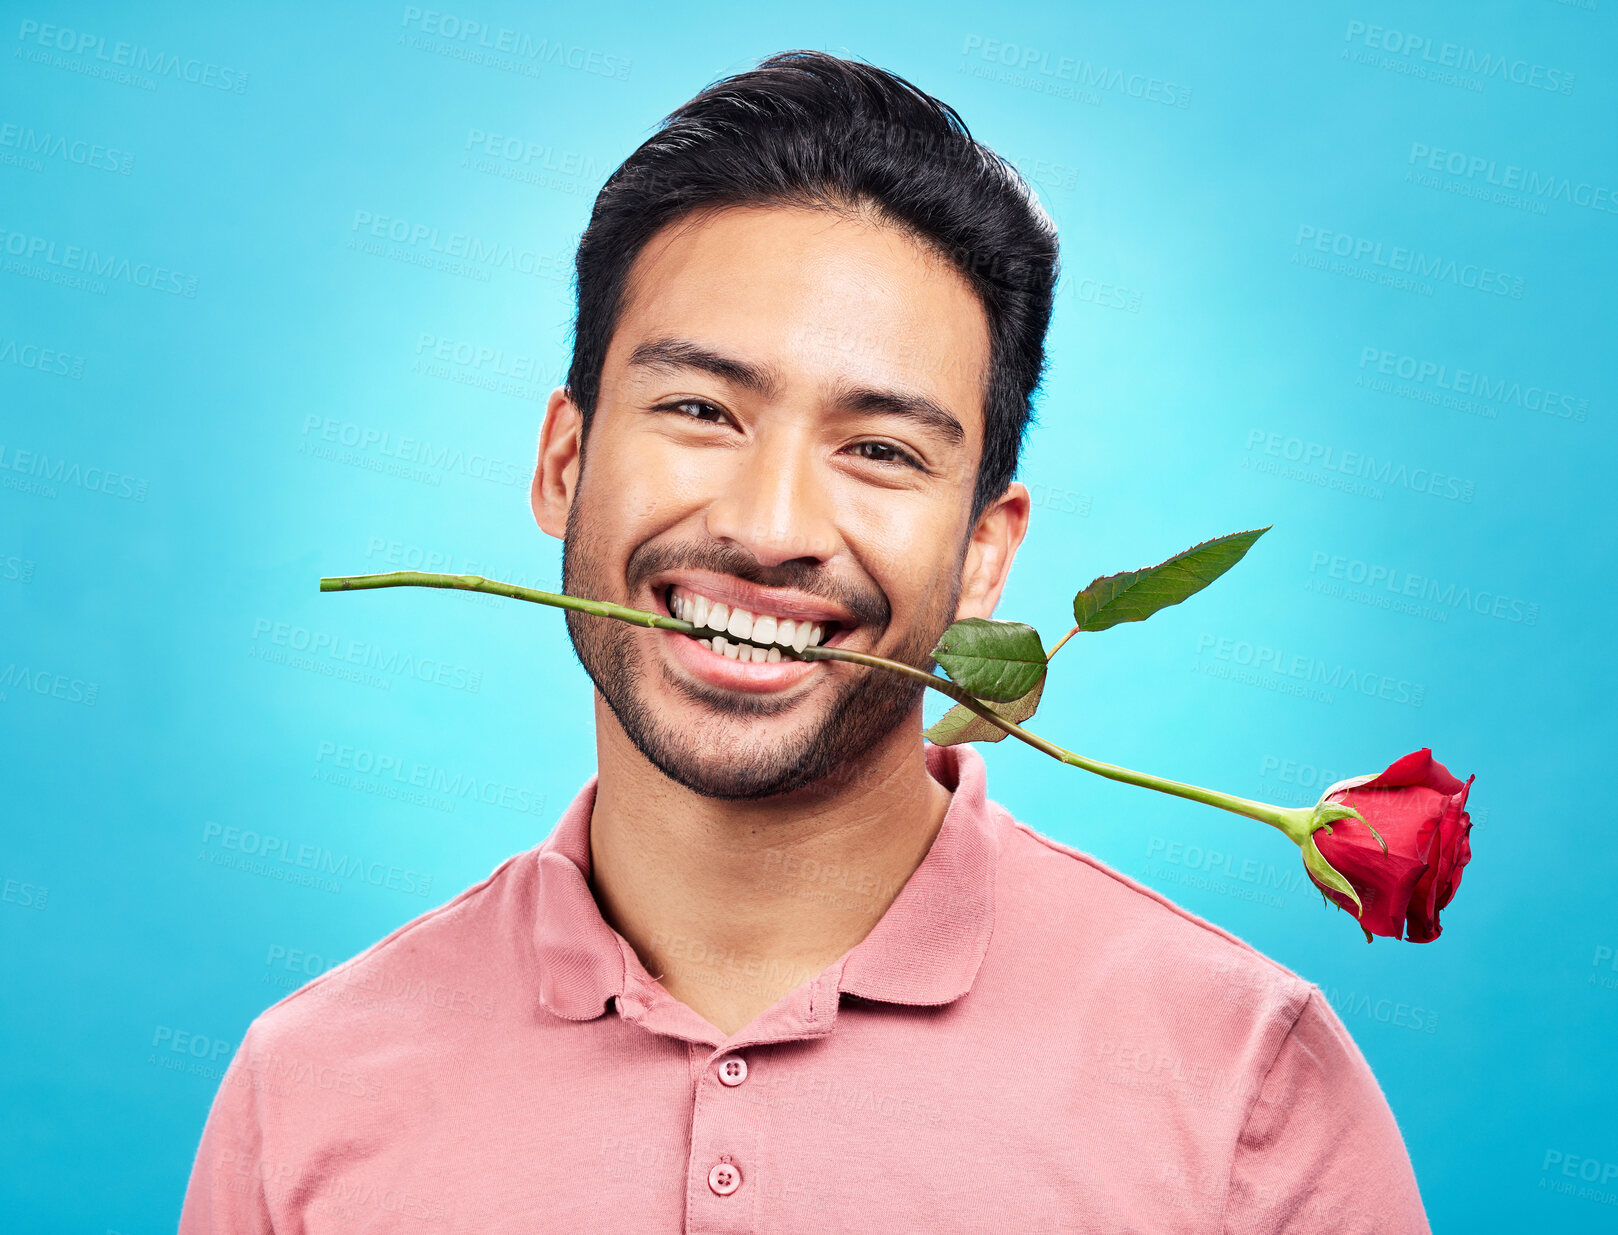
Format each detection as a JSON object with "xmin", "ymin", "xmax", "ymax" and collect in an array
[{"xmin": 539, "ymin": 203, "xmax": 1018, "ymax": 800}]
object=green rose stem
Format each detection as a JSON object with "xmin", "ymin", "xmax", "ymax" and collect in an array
[
  {"xmin": 319, "ymin": 570, "xmax": 1382, "ymax": 916},
  {"xmin": 1044, "ymin": 625, "xmax": 1081, "ymax": 660}
]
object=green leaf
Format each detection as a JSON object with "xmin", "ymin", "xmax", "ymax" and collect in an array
[
  {"xmin": 1301, "ymin": 830, "xmax": 1361, "ymax": 916},
  {"xmin": 1311, "ymin": 800, "xmax": 1386, "ymax": 856},
  {"xmin": 929, "ymin": 618, "xmax": 1046, "ymax": 702},
  {"xmin": 1071, "ymin": 526, "xmax": 1271, "ymax": 633},
  {"xmin": 1302, "ymin": 827, "xmax": 1374, "ymax": 943},
  {"xmin": 924, "ymin": 676, "xmax": 1045, "ymax": 746}
]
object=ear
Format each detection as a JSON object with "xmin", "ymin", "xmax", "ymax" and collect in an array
[
  {"xmin": 954, "ymin": 482, "xmax": 1031, "ymax": 621},
  {"xmin": 531, "ymin": 386, "xmax": 585, "ymax": 539}
]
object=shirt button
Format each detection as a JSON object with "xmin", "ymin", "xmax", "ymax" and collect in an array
[
  {"xmin": 708, "ymin": 1159, "xmax": 742, "ymax": 1196},
  {"xmin": 717, "ymin": 1056, "xmax": 748, "ymax": 1086}
]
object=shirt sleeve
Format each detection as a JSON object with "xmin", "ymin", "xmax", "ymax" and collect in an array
[
  {"xmin": 178, "ymin": 1021, "xmax": 276, "ymax": 1234},
  {"xmin": 1222, "ymin": 986, "xmax": 1431, "ymax": 1235}
]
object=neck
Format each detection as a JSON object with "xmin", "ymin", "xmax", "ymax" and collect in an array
[{"xmin": 585, "ymin": 695, "xmax": 954, "ymax": 1038}]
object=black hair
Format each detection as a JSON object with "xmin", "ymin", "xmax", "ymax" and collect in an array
[{"xmin": 566, "ymin": 49, "xmax": 1060, "ymax": 526}]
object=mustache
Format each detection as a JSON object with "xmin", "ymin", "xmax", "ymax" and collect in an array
[{"xmin": 624, "ymin": 540, "xmax": 891, "ymax": 630}]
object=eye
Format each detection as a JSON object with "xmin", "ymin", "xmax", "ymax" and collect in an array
[
  {"xmin": 655, "ymin": 398, "xmax": 727, "ymax": 424},
  {"xmin": 848, "ymin": 440, "xmax": 923, "ymax": 470}
]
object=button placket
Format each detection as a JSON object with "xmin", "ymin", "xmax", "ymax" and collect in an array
[
  {"xmin": 686, "ymin": 1000, "xmax": 841, "ymax": 1233},
  {"xmin": 686, "ymin": 1047, "xmax": 766, "ymax": 1231}
]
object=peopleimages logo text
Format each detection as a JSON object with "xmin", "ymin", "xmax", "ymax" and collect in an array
[
  {"xmin": 1307, "ymin": 552, "xmax": 1539, "ymax": 625},
  {"xmin": 960, "ymin": 35, "xmax": 1191, "ymax": 107},
  {"xmin": 200, "ymin": 822, "xmax": 433, "ymax": 897},
  {"xmin": 1196, "ymin": 634, "xmax": 1425, "ymax": 707},
  {"xmin": 1343, "ymin": 21, "xmax": 1574, "ymax": 94},
  {"xmin": 299, "ymin": 416, "xmax": 523, "ymax": 487},
  {"xmin": 15, "ymin": 19, "xmax": 250, "ymax": 92},
  {"xmin": 399, "ymin": 7, "xmax": 630, "ymax": 80},
  {"xmin": 251, "ymin": 617, "xmax": 483, "ymax": 693},
  {"xmin": 1358, "ymin": 347, "xmax": 1588, "ymax": 421},
  {"xmin": 0, "ymin": 123, "xmax": 134, "ymax": 174},
  {"xmin": 1407, "ymin": 143, "xmax": 1616, "ymax": 215},
  {"xmin": 351, "ymin": 210, "xmax": 568, "ymax": 281},
  {"xmin": 315, "ymin": 741, "xmax": 548, "ymax": 816},
  {"xmin": 1243, "ymin": 430, "xmax": 1475, "ymax": 503},
  {"xmin": 463, "ymin": 129, "xmax": 611, "ymax": 179},
  {"xmin": 1, "ymin": 337, "xmax": 86, "ymax": 378},
  {"xmin": 1294, "ymin": 226, "xmax": 1524, "ymax": 299},
  {"xmin": 0, "ymin": 443, "xmax": 149, "ymax": 500},
  {"xmin": 0, "ymin": 227, "xmax": 198, "ymax": 296}
]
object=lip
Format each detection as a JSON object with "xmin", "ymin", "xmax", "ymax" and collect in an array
[
  {"xmin": 650, "ymin": 569, "xmax": 858, "ymax": 628},
  {"xmin": 649, "ymin": 577, "xmax": 861, "ymax": 695},
  {"xmin": 660, "ymin": 625, "xmax": 823, "ymax": 693}
]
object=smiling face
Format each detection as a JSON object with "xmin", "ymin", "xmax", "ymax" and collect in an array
[{"xmin": 533, "ymin": 202, "xmax": 1028, "ymax": 800}]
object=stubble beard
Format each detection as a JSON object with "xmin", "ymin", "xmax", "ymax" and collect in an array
[{"xmin": 559, "ymin": 477, "xmax": 964, "ymax": 801}]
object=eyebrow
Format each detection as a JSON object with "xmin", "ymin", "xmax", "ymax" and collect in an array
[
  {"xmin": 827, "ymin": 380, "xmax": 965, "ymax": 449},
  {"xmin": 627, "ymin": 337, "xmax": 779, "ymax": 396},
  {"xmin": 627, "ymin": 336, "xmax": 967, "ymax": 449}
]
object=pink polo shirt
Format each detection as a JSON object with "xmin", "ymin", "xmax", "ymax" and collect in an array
[{"xmin": 180, "ymin": 741, "xmax": 1430, "ymax": 1233}]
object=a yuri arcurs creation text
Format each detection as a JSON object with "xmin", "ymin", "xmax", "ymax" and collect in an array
[{"xmin": 320, "ymin": 526, "xmax": 1477, "ymax": 944}]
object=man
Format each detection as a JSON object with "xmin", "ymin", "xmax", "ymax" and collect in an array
[{"xmin": 181, "ymin": 51, "xmax": 1430, "ymax": 1232}]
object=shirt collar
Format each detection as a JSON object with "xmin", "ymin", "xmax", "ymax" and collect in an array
[{"xmin": 532, "ymin": 741, "xmax": 1000, "ymax": 1034}]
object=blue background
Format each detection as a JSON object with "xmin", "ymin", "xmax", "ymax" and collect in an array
[{"xmin": 3, "ymin": 1, "xmax": 1614, "ymax": 1229}]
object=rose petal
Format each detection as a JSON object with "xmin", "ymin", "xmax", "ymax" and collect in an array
[
  {"xmin": 1312, "ymin": 811, "xmax": 1434, "ymax": 940},
  {"xmin": 1407, "ymin": 774, "xmax": 1475, "ymax": 942},
  {"xmin": 1321, "ymin": 751, "xmax": 1476, "ymax": 943},
  {"xmin": 1333, "ymin": 783, "xmax": 1447, "ymax": 861},
  {"xmin": 1356, "ymin": 747, "xmax": 1469, "ymax": 797}
]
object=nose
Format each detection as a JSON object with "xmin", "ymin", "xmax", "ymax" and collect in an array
[{"xmin": 703, "ymin": 423, "xmax": 839, "ymax": 568}]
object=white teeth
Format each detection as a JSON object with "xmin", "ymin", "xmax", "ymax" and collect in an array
[
  {"xmin": 698, "ymin": 634, "xmax": 766, "ymax": 664},
  {"xmin": 706, "ymin": 638, "xmax": 772, "ymax": 663},
  {"xmin": 670, "ymin": 586, "xmax": 841, "ymax": 654}
]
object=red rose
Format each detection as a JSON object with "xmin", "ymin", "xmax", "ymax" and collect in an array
[{"xmin": 1308, "ymin": 749, "xmax": 1476, "ymax": 943}]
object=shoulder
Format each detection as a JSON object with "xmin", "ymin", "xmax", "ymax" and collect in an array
[
  {"xmin": 243, "ymin": 845, "xmax": 544, "ymax": 1058},
  {"xmin": 992, "ymin": 806, "xmax": 1316, "ymax": 1028}
]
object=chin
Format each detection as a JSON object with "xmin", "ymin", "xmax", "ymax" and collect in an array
[{"xmin": 652, "ymin": 751, "xmax": 823, "ymax": 802}]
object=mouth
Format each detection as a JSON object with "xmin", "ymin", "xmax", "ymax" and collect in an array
[
  {"xmin": 649, "ymin": 576, "xmax": 862, "ymax": 694},
  {"xmin": 661, "ymin": 582, "xmax": 851, "ymax": 659}
]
